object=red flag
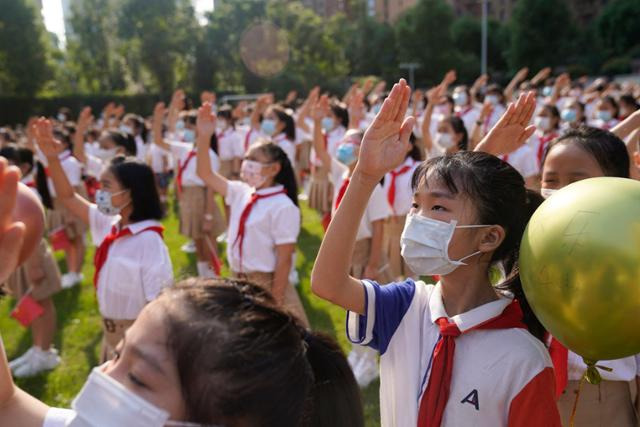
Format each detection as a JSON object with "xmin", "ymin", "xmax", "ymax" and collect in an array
[
  {"xmin": 11, "ymin": 294, "xmax": 44, "ymax": 327},
  {"xmin": 49, "ymin": 226, "xmax": 72, "ymax": 252}
]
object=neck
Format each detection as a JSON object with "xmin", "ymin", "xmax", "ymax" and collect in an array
[
  {"xmin": 439, "ymin": 260, "xmax": 498, "ymax": 316},
  {"xmin": 119, "ymin": 206, "xmax": 133, "ymax": 226},
  {"xmin": 257, "ymin": 181, "xmax": 277, "ymax": 191}
]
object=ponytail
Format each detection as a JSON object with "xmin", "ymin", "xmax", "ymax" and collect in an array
[
  {"xmin": 36, "ymin": 162, "xmax": 53, "ymax": 210},
  {"xmin": 257, "ymin": 142, "xmax": 298, "ymax": 207}
]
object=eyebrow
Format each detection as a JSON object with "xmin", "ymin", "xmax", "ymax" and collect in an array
[
  {"xmin": 415, "ymin": 190, "xmax": 456, "ymax": 200},
  {"xmin": 122, "ymin": 337, "xmax": 168, "ymax": 377}
]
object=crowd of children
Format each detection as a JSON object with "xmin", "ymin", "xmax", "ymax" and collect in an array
[{"xmin": 0, "ymin": 68, "xmax": 639, "ymax": 426}]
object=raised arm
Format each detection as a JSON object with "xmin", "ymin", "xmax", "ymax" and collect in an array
[
  {"xmin": 504, "ymin": 67, "xmax": 529, "ymax": 102},
  {"xmin": 550, "ymin": 73, "xmax": 570, "ymax": 106},
  {"xmin": 611, "ymin": 109, "xmax": 640, "ymax": 141},
  {"xmin": 311, "ymin": 79, "xmax": 415, "ymax": 314},
  {"xmin": 296, "ymin": 87, "xmax": 319, "ymax": 134},
  {"xmin": 151, "ymin": 102, "xmax": 172, "ymax": 152},
  {"xmin": 311, "ymin": 95, "xmax": 332, "ymax": 168},
  {"xmin": 470, "ymin": 73, "xmax": 488, "ymax": 104},
  {"xmin": 73, "ymin": 107, "xmax": 93, "ymax": 164},
  {"xmin": 34, "ymin": 118, "xmax": 91, "ymax": 225},
  {"xmin": 195, "ymin": 102, "xmax": 228, "ymax": 197},
  {"xmin": 251, "ymin": 94, "xmax": 272, "ymax": 131}
]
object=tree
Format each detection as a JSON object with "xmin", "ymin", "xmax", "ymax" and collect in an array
[
  {"xmin": 451, "ymin": 16, "xmax": 509, "ymax": 81},
  {"xmin": 508, "ymin": 0, "xmax": 576, "ymax": 72},
  {"xmin": 0, "ymin": 0, "xmax": 51, "ymax": 96},
  {"xmin": 394, "ymin": 0, "xmax": 458, "ymax": 87},
  {"xmin": 596, "ymin": 0, "xmax": 640, "ymax": 58}
]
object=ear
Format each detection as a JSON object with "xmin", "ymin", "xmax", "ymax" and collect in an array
[
  {"xmin": 478, "ymin": 225, "xmax": 505, "ymax": 253},
  {"xmin": 633, "ymin": 151, "xmax": 640, "ymax": 169}
]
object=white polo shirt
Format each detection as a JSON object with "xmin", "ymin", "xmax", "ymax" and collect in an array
[
  {"xmin": 500, "ymin": 144, "xmax": 539, "ymax": 179},
  {"xmin": 147, "ymin": 143, "xmax": 173, "ymax": 174},
  {"xmin": 90, "ymin": 205, "xmax": 173, "ymax": 320},
  {"xmin": 166, "ymin": 141, "xmax": 219, "ymax": 187},
  {"xmin": 39, "ymin": 150, "xmax": 83, "ymax": 197},
  {"xmin": 225, "ymin": 182, "xmax": 300, "ymax": 273},
  {"xmin": 217, "ymin": 127, "xmax": 244, "ymax": 161},
  {"xmin": 347, "ymin": 279, "xmax": 560, "ymax": 427},
  {"xmin": 455, "ymin": 104, "xmax": 481, "ymax": 134},
  {"xmin": 329, "ymin": 159, "xmax": 390, "ymax": 241},
  {"xmin": 272, "ymin": 133, "xmax": 296, "ymax": 167},
  {"xmin": 382, "ymin": 157, "xmax": 419, "ymax": 216}
]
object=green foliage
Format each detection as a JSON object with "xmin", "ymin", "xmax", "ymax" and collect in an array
[
  {"xmin": 451, "ymin": 16, "xmax": 509, "ymax": 81},
  {"xmin": 596, "ymin": 0, "xmax": 640, "ymax": 58},
  {"xmin": 0, "ymin": 0, "xmax": 51, "ymax": 96}
]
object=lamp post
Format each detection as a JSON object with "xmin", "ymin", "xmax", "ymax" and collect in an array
[
  {"xmin": 481, "ymin": 0, "xmax": 488, "ymax": 75},
  {"xmin": 399, "ymin": 63, "xmax": 421, "ymax": 89}
]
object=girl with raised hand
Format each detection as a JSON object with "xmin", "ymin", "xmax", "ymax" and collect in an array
[
  {"xmin": 0, "ymin": 279, "xmax": 363, "ymax": 427},
  {"xmin": 215, "ymin": 105, "xmax": 244, "ymax": 179},
  {"xmin": 312, "ymin": 79, "xmax": 560, "ymax": 426},
  {"xmin": 152, "ymin": 102, "xmax": 225, "ymax": 279},
  {"xmin": 195, "ymin": 102, "xmax": 309, "ymax": 327},
  {"xmin": 530, "ymin": 104, "xmax": 561, "ymax": 168},
  {"xmin": 33, "ymin": 118, "xmax": 173, "ymax": 363}
]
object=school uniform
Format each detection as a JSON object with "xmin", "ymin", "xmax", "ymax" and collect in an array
[
  {"xmin": 528, "ymin": 130, "xmax": 559, "ymax": 168},
  {"xmin": 239, "ymin": 125, "xmax": 262, "ymax": 155},
  {"xmin": 225, "ymin": 181, "xmax": 308, "ymax": 325},
  {"xmin": 382, "ymin": 157, "xmax": 419, "ymax": 279},
  {"xmin": 272, "ymin": 132, "xmax": 296, "ymax": 168},
  {"xmin": 216, "ymin": 127, "xmax": 244, "ymax": 178},
  {"xmin": 553, "ymin": 345, "xmax": 639, "ymax": 427},
  {"xmin": 309, "ymin": 126, "xmax": 346, "ymax": 214},
  {"xmin": 500, "ymin": 144, "xmax": 539, "ymax": 180},
  {"xmin": 166, "ymin": 140, "xmax": 225, "ymax": 240},
  {"xmin": 455, "ymin": 104, "xmax": 480, "ymax": 134},
  {"xmin": 134, "ymin": 135, "xmax": 148, "ymax": 162},
  {"xmin": 329, "ymin": 158, "xmax": 393, "ymax": 282},
  {"xmin": 347, "ymin": 279, "xmax": 561, "ymax": 426},
  {"xmin": 589, "ymin": 118, "xmax": 619, "ymax": 131},
  {"xmin": 147, "ymin": 143, "xmax": 174, "ymax": 190},
  {"xmin": 3, "ymin": 239, "xmax": 61, "ymax": 302},
  {"xmin": 482, "ymin": 104, "xmax": 506, "ymax": 134},
  {"xmin": 89, "ymin": 205, "xmax": 173, "ymax": 362}
]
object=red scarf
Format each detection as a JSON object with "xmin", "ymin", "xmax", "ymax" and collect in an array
[
  {"xmin": 93, "ymin": 225, "xmax": 164, "ymax": 288},
  {"xmin": 537, "ymin": 133, "xmax": 557, "ymax": 166},
  {"xmin": 244, "ymin": 129, "xmax": 253, "ymax": 152},
  {"xmin": 335, "ymin": 178, "xmax": 350, "ymax": 210},
  {"xmin": 176, "ymin": 150, "xmax": 196, "ymax": 197},
  {"xmin": 548, "ymin": 337, "xmax": 568, "ymax": 398},
  {"xmin": 233, "ymin": 188, "xmax": 286, "ymax": 271},
  {"xmin": 387, "ymin": 165, "xmax": 412, "ymax": 214},
  {"xmin": 417, "ymin": 300, "xmax": 527, "ymax": 427},
  {"xmin": 455, "ymin": 106, "xmax": 473, "ymax": 118}
]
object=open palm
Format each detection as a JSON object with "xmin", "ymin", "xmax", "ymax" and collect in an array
[
  {"xmin": 33, "ymin": 118, "xmax": 64, "ymax": 158},
  {"xmin": 197, "ymin": 102, "xmax": 217, "ymax": 138},
  {"xmin": 357, "ymin": 79, "xmax": 415, "ymax": 180}
]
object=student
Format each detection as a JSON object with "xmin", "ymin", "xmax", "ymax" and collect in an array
[
  {"xmin": 311, "ymin": 80, "xmax": 560, "ymax": 426},
  {"xmin": 33, "ymin": 117, "xmax": 173, "ymax": 363},
  {"xmin": 120, "ymin": 113, "xmax": 148, "ymax": 162},
  {"xmin": 216, "ymin": 105, "xmax": 244, "ymax": 179},
  {"xmin": 195, "ymin": 102, "xmax": 309, "ymax": 327},
  {"xmin": 529, "ymin": 104, "xmax": 560, "ymax": 168},
  {"xmin": 312, "ymin": 95, "xmax": 392, "ymax": 388},
  {"xmin": 539, "ymin": 127, "xmax": 640, "ymax": 427},
  {"xmin": 422, "ymin": 87, "xmax": 469, "ymax": 158},
  {"xmin": 37, "ymin": 128, "xmax": 86, "ymax": 289},
  {"xmin": 0, "ymin": 279, "xmax": 364, "ymax": 427},
  {"xmin": 0, "ymin": 146, "xmax": 61, "ymax": 378},
  {"xmin": 382, "ymin": 134, "xmax": 421, "ymax": 280},
  {"xmin": 261, "ymin": 105, "xmax": 297, "ymax": 168},
  {"xmin": 590, "ymin": 95, "xmax": 619, "ymax": 130},
  {"xmin": 560, "ymin": 99, "xmax": 586, "ymax": 130},
  {"xmin": 480, "ymin": 84, "xmax": 507, "ymax": 132},
  {"xmin": 452, "ymin": 85, "xmax": 480, "ymax": 134},
  {"xmin": 618, "ymin": 94, "xmax": 639, "ymax": 121},
  {"xmin": 152, "ymin": 104, "xmax": 225, "ymax": 278}
]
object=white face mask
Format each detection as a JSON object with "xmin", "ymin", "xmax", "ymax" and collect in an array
[
  {"xmin": 95, "ymin": 147, "xmax": 119, "ymax": 161},
  {"xmin": 240, "ymin": 160, "xmax": 268, "ymax": 189},
  {"xmin": 400, "ymin": 213, "xmax": 490, "ymax": 276},
  {"xmin": 540, "ymin": 188, "xmax": 557, "ymax": 199},
  {"xmin": 534, "ymin": 116, "xmax": 551, "ymax": 132},
  {"xmin": 120, "ymin": 124, "xmax": 133, "ymax": 135},
  {"xmin": 435, "ymin": 132, "xmax": 455, "ymax": 149},
  {"xmin": 68, "ymin": 367, "xmax": 205, "ymax": 427},
  {"xmin": 95, "ymin": 189, "xmax": 128, "ymax": 216}
]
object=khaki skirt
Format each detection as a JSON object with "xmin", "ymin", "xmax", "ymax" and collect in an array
[
  {"xmin": 308, "ymin": 167, "xmax": 333, "ymax": 213},
  {"xmin": 100, "ymin": 318, "xmax": 135, "ymax": 363},
  {"xmin": 384, "ymin": 215, "xmax": 414, "ymax": 280},
  {"xmin": 47, "ymin": 193, "xmax": 88, "ymax": 241},
  {"xmin": 351, "ymin": 238, "xmax": 394, "ymax": 283},
  {"xmin": 297, "ymin": 140, "xmax": 311, "ymax": 172},
  {"xmin": 557, "ymin": 380, "xmax": 638, "ymax": 427},
  {"xmin": 232, "ymin": 271, "xmax": 310, "ymax": 328},
  {"xmin": 3, "ymin": 239, "xmax": 61, "ymax": 301},
  {"xmin": 179, "ymin": 186, "xmax": 225, "ymax": 239}
]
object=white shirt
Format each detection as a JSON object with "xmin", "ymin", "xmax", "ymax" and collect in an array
[
  {"xmin": 40, "ymin": 150, "xmax": 82, "ymax": 197},
  {"xmin": 225, "ymin": 182, "xmax": 300, "ymax": 273},
  {"xmin": 568, "ymin": 351, "xmax": 640, "ymax": 382},
  {"xmin": 329, "ymin": 159, "xmax": 390, "ymax": 241},
  {"xmin": 501, "ymin": 144, "xmax": 539, "ymax": 178},
  {"xmin": 238, "ymin": 125, "xmax": 262, "ymax": 155},
  {"xmin": 85, "ymin": 154, "xmax": 105, "ymax": 179},
  {"xmin": 135, "ymin": 135, "xmax": 148, "ymax": 162},
  {"xmin": 43, "ymin": 408, "xmax": 75, "ymax": 427},
  {"xmin": 347, "ymin": 280, "xmax": 559, "ymax": 427},
  {"xmin": 311, "ymin": 125, "xmax": 346, "ymax": 165},
  {"xmin": 147, "ymin": 143, "xmax": 173, "ymax": 173},
  {"xmin": 273, "ymin": 133, "xmax": 296, "ymax": 167},
  {"xmin": 382, "ymin": 157, "xmax": 419, "ymax": 216},
  {"xmin": 589, "ymin": 118, "xmax": 619, "ymax": 131},
  {"xmin": 90, "ymin": 205, "xmax": 173, "ymax": 319},
  {"xmin": 166, "ymin": 141, "xmax": 219, "ymax": 187},
  {"xmin": 483, "ymin": 104, "xmax": 506, "ymax": 133},
  {"xmin": 216, "ymin": 127, "xmax": 244, "ymax": 161},
  {"xmin": 455, "ymin": 104, "xmax": 481, "ymax": 134}
]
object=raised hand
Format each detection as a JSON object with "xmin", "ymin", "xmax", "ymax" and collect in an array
[
  {"xmin": 356, "ymin": 79, "xmax": 415, "ymax": 181},
  {"xmin": 514, "ymin": 67, "xmax": 529, "ymax": 83},
  {"xmin": 171, "ymin": 89, "xmax": 186, "ymax": 112},
  {"xmin": 200, "ymin": 90, "xmax": 216, "ymax": 105},
  {"xmin": 113, "ymin": 104, "xmax": 125, "ymax": 119},
  {"xmin": 442, "ymin": 70, "xmax": 457, "ymax": 87},
  {"xmin": 531, "ymin": 67, "xmax": 552, "ymax": 86},
  {"xmin": 33, "ymin": 118, "xmax": 64, "ymax": 159},
  {"xmin": 197, "ymin": 102, "xmax": 217, "ymax": 139},
  {"xmin": 0, "ymin": 158, "xmax": 25, "ymax": 284},
  {"xmin": 311, "ymin": 94, "xmax": 329, "ymax": 122},
  {"xmin": 475, "ymin": 91, "xmax": 537, "ymax": 156},
  {"xmin": 348, "ymin": 90, "xmax": 365, "ymax": 128},
  {"xmin": 77, "ymin": 107, "xmax": 93, "ymax": 132},
  {"xmin": 285, "ymin": 90, "xmax": 298, "ymax": 105},
  {"xmin": 153, "ymin": 102, "xmax": 166, "ymax": 128},
  {"xmin": 472, "ymin": 74, "xmax": 489, "ymax": 91}
]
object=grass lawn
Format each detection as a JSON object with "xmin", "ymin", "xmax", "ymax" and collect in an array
[{"xmin": 0, "ymin": 198, "xmax": 382, "ymax": 426}]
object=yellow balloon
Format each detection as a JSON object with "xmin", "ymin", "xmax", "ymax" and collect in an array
[{"xmin": 520, "ymin": 177, "xmax": 640, "ymax": 362}]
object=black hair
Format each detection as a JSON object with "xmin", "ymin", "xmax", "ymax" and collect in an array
[
  {"xmin": 0, "ymin": 144, "xmax": 52, "ymax": 209},
  {"xmin": 600, "ymin": 95, "xmax": 619, "ymax": 118},
  {"xmin": 0, "ymin": 144, "xmax": 19, "ymax": 163},
  {"xmin": 108, "ymin": 156, "xmax": 163, "ymax": 221},
  {"xmin": 407, "ymin": 132, "xmax": 422, "ymax": 161},
  {"xmin": 159, "ymin": 279, "xmax": 362, "ymax": 427},
  {"xmin": 271, "ymin": 106, "xmax": 296, "ymax": 141},
  {"xmin": 103, "ymin": 130, "xmax": 137, "ymax": 157},
  {"xmin": 445, "ymin": 116, "xmax": 468, "ymax": 151},
  {"xmin": 182, "ymin": 110, "xmax": 198, "ymax": 126},
  {"xmin": 209, "ymin": 132, "xmax": 219, "ymax": 155},
  {"xmin": 411, "ymin": 152, "xmax": 546, "ymax": 340},
  {"xmin": 541, "ymin": 126, "xmax": 630, "ymax": 178},
  {"xmin": 330, "ymin": 102, "xmax": 349, "ymax": 129},
  {"xmin": 123, "ymin": 113, "xmax": 149, "ymax": 144},
  {"xmin": 619, "ymin": 94, "xmax": 639, "ymax": 113},
  {"xmin": 53, "ymin": 128, "xmax": 73, "ymax": 151},
  {"xmin": 540, "ymin": 104, "xmax": 560, "ymax": 130},
  {"xmin": 217, "ymin": 105, "xmax": 236, "ymax": 129},
  {"xmin": 253, "ymin": 142, "xmax": 298, "ymax": 207}
]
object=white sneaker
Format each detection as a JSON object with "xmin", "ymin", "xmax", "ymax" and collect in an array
[
  {"xmin": 13, "ymin": 347, "xmax": 61, "ymax": 378},
  {"xmin": 216, "ymin": 232, "xmax": 227, "ymax": 244},
  {"xmin": 61, "ymin": 272, "xmax": 83, "ymax": 289},
  {"xmin": 356, "ymin": 356, "xmax": 379, "ymax": 388},
  {"xmin": 347, "ymin": 349, "xmax": 361, "ymax": 374},
  {"xmin": 181, "ymin": 240, "xmax": 196, "ymax": 253},
  {"xmin": 8, "ymin": 347, "xmax": 36, "ymax": 371}
]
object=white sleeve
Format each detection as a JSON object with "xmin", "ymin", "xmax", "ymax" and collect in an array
[
  {"xmin": 224, "ymin": 180, "xmax": 251, "ymax": 208},
  {"xmin": 232, "ymin": 133, "xmax": 245, "ymax": 158},
  {"xmin": 167, "ymin": 141, "xmax": 191, "ymax": 159},
  {"xmin": 86, "ymin": 154, "xmax": 105, "ymax": 178},
  {"xmin": 43, "ymin": 408, "xmax": 75, "ymax": 427},
  {"xmin": 141, "ymin": 237, "xmax": 173, "ymax": 302},
  {"xmin": 635, "ymin": 354, "xmax": 640, "ymax": 376},
  {"xmin": 272, "ymin": 203, "xmax": 300, "ymax": 245},
  {"xmin": 89, "ymin": 204, "xmax": 117, "ymax": 246},
  {"xmin": 329, "ymin": 158, "xmax": 348, "ymax": 186},
  {"xmin": 520, "ymin": 148, "xmax": 540, "ymax": 178},
  {"xmin": 367, "ymin": 185, "xmax": 391, "ymax": 223},
  {"xmin": 65, "ymin": 159, "xmax": 83, "ymax": 187}
]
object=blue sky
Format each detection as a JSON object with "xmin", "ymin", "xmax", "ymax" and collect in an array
[{"xmin": 42, "ymin": 0, "xmax": 214, "ymax": 46}]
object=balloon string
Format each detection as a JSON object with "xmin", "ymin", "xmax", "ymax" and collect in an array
[{"xmin": 569, "ymin": 374, "xmax": 586, "ymax": 427}]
